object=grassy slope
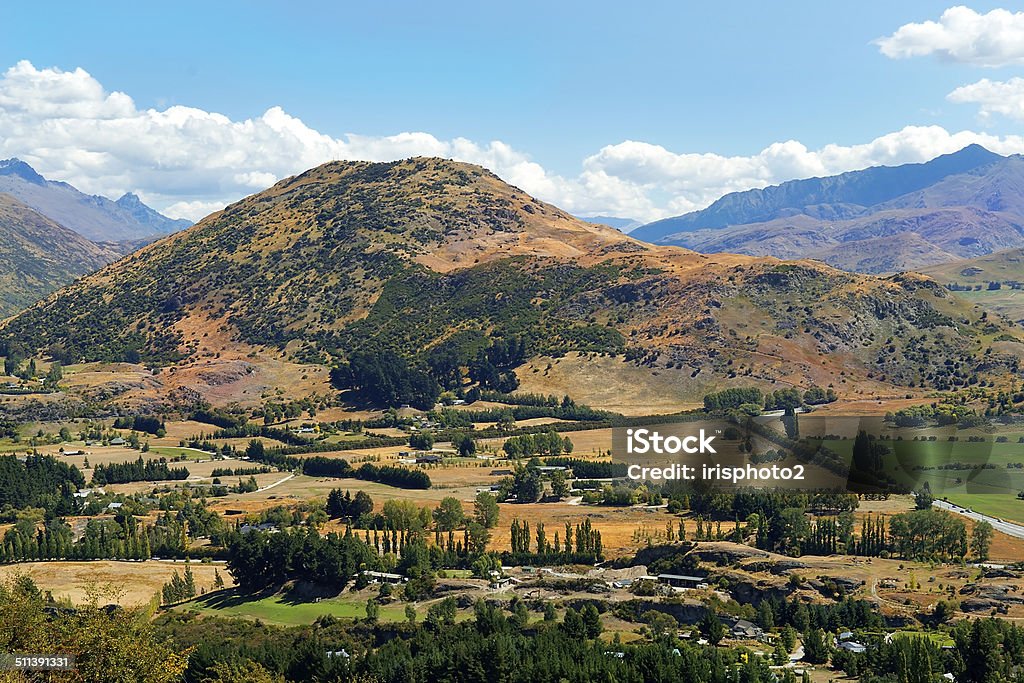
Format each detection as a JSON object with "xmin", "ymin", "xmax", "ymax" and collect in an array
[
  {"xmin": 921, "ymin": 248, "xmax": 1024, "ymax": 323},
  {"xmin": 0, "ymin": 194, "xmax": 117, "ymax": 317}
]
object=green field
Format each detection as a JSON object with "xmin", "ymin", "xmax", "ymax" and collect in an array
[
  {"xmin": 940, "ymin": 493, "xmax": 1024, "ymax": 526},
  {"xmin": 149, "ymin": 446, "xmax": 219, "ymax": 461},
  {"xmin": 816, "ymin": 436, "xmax": 1024, "ymax": 496},
  {"xmin": 0, "ymin": 439, "xmax": 23, "ymax": 453},
  {"xmin": 889, "ymin": 631, "xmax": 955, "ymax": 647},
  {"xmin": 437, "ymin": 569, "xmax": 473, "ymax": 579},
  {"xmin": 176, "ymin": 589, "xmax": 413, "ymax": 626}
]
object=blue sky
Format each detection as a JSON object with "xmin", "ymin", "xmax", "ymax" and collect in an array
[{"xmin": 4, "ymin": 1, "xmax": 1024, "ymax": 222}]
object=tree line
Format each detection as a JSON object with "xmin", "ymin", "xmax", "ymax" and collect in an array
[{"xmin": 91, "ymin": 456, "xmax": 190, "ymax": 485}]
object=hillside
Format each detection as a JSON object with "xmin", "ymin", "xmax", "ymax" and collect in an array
[
  {"xmin": 0, "ymin": 194, "xmax": 120, "ymax": 318},
  {"xmin": 921, "ymin": 248, "xmax": 1024, "ymax": 324},
  {"xmin": 1, "ymin": 157, "xmax": 1019, "ymax": 408},
  {"xmin": 0, "ymin": 158, "xmax": 191, "ymax": 242},
  {"xmin": 632, "ymin": 145, "xmax": 1024, "ymax": 274}
]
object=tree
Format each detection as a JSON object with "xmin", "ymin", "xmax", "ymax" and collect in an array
[
  {"xmin": 409, "ymin": 431, "xmax": 434, "ymax": 451},
  {"xmin": 756, "ymin": 600, "xmax": 775, "ymax": 630},
  {"xmin": 914, "ymin": 483, "xmax": 934, "ymax": 510},
  {"xmin": 405, "ymin": 604, "xmax": 417, "ymax": 625},
  {"xmin": 467, "ymin": 521, "xmax": 491, "ymax": 555},
  {"xmin": 433, "ymin": 497, "xmax": 465, "ymax": 531},
  {"xmin": 365, "ymin": 598, "xmax": 379, "ymax": 623},
  {"xmin": 201, "ymin": 660, "xmax": 286, "ymax": 683},
  {"xmin": 972, "ymin": 520, "xmax": 993, "ymax": 561},
  {"xmin": 699, "ymin": 610, "xmax": 725, "ymax": 645},
  {"xmin": 581, "ymin": 603, "xmax": 603, "ymax": 638},
  {"xmin": 511, "ymin": 466, "xmax": 543, "ymax": 503},
  {"xmin": 550, "ymin": 470, "xmax": 569, "ymax": 499},
  {"xmin": 426, "ymin": 596, "xmax": 457, "ymax": 630},
  {"xmin": 245, "ymin": 439, "xmax": 265, "ymax": 460},
  {"xmin": 561, "ymin": 607, "xmax": 586, "ymax": 639},
  {"xmin": 474, "ymin": 491, "xmax": 500, "ymax": 528},
  {"xmin": 849, "ymin": 431, "xmax": 887, "ymax": 492},
  {"xmin": 452, "ymin": 432, "xmax": 477, "ymax": 457},
  {"xmin": 933, "ymin": 599, "xmax": 955, "ymax": 625},
  {"xmin": 803, "ymin": 628, "xmax": 831, "ymax": 665},
  {"xmin": 0, "ymin": 575, "xmax": 189, "ymax": 681}
]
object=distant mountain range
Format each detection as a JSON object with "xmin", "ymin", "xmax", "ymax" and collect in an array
[
  {"xmin": 631, "ymin": 145, "xmax": 1024, "ymax": 273},
  {"xmin": 0, "ymin": 158, "xmax": 191, "ymax": 242},
  {"xmin": 0, "ymin": 158, "xmax": 191, "ymax": 317}
]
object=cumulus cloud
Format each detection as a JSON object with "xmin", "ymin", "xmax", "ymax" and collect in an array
[
  {"xmin": 0, "ymin": 61, "xmax": 576, "ymax": 221},
  {"xmin": 3, "ymin": 60, "xmax": 1024, "ymax": 225},
  {"xmin": 948, "ymin": 77, "xmax": 1024, "ymax": 122},
  {"xmin": 876, "ymin": 6, "xmax": 1024, "ymax": 67}
]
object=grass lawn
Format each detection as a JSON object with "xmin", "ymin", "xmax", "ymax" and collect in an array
[
  {"xmin": 941, "ymin": 493, "xmax": 1024, "ymax": 526},
  {"xmin": 149, "ymin": 446, "xmax": 216, "ymax": 461},
  {"xmin": 889, "ymin": 631, "xmax": 955, "ymax": 647},
  {"xmin": 815, "ymin": 437, "xmax": 1024, "ymax": 498},
  {"xmin": 438, "ymin": 569, "xmax": 473, "ymax": 579},
  {"xmin": 177, "ymin": 589, "xmax": 413, "ymax": 626}
]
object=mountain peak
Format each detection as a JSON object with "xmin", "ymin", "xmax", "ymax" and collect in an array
[
  {"xmin": 925, "ymin": 143, "xmax": 1003, "ymax": 172},
  {"xmin": 951, "ymin": 143, "xmax": 999, "ymax": 159},
  {"xmin": 0, "ymin": 158, "xmax": 46, "ymax": 185},
  {"xmin": 116, "ymin": 191, "xmax": 142, "ymax": 206}
]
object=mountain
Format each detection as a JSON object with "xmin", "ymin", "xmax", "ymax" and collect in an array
[
  {"xmin": 113, "ymin": 192, "xmax": 193, "ymax": 235},
  {"xmin": 629, "ymin": 145, "xmax": 1024, "ymax": 274},
  {"xmin": 633, "ymin": 145, "xmax": 1003, "ymax": 241},
  {"xmin": 662, "ymin": 206, "xmax": 1024, "ymax": 273},
  {"xmin": 0, "ymin": 158, "xmax": 191, "ymax": 242},
  {"xmin": 0, "ymin": 157, "xmax": 1018, "ymax": 409},
  {"xmin": 579, "ymin": 215, "xmax": 643, "ymax": 232},
  {"xmin": 0, "ymin": 193, "xmax": 120, "ymax": 318}
]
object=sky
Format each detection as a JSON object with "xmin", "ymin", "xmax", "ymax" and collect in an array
[{"xmin": 4, "ymin": 1, "xmax": 1024, "ymax": 223}]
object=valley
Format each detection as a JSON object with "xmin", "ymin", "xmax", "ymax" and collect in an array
[{"xmin": 2, "ymin": 155, "xmax": 1024, "ymax": 683}]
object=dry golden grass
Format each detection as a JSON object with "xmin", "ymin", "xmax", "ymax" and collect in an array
[
  {"xmin": 516, "ymin": 353, "xmax": 705, "ymax": 415},
  {"xmin": 489, "ymin": 503, "xmax": 668, "ymax": 559},
  {"xmin": 0, "ymin": 560, "xmax": 232, "ymax": 606}
]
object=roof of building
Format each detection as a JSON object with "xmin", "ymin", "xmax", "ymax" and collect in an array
[{"xmin": 657, "ymin": 574, "xmax": 706, "ymax": 582}]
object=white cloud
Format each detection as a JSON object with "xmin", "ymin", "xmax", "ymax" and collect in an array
[
  {"xmin": 3, "ymin": 60, "xmax": 1024, "ymax": 226},
  {"xmin": 876, "ymin": 6, "xmax": 1024, "ymax": 67},
  {"xmin": 948, "ymin": 77, "xmax": 1024, "ymax": 121}
]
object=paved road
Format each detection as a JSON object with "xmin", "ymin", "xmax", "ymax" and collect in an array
[
  {"xmin": 256, "ymin": 473, "xmax": 295, "ymax": 493},
  {"xmin": 933, "ymin": 499, "xmax": 1024, "ymax": 540}
]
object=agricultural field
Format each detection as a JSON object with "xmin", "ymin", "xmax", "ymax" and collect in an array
[
  {"xmin": 0, "ymin": 560, "xmax": 231, "ymax": 606},
  {"xmin": 176, "ymin": 588, "xmax": 414, "ymax": 626}
]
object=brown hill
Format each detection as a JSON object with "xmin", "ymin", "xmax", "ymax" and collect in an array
[{"xmin": 1, "ymin": 158, "xmax": 1019, "ymax": 409}]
